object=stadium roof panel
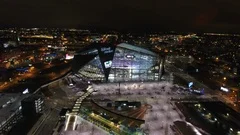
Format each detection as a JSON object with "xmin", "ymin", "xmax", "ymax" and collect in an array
[{"xmin": 117, "ymin": 43, "xmax": 157, "ymax": 56}]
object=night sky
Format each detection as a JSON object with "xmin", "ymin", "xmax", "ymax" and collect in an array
[{"xmin": 0, "ymin": 0, "xmax": 240, "ymax": 32}]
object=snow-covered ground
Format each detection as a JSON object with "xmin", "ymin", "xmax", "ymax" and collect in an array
[
  {"xmin": 58, "ymin": 75, "xmax": 87, "ymax": 96},
  {"xmin": 62, "ymin": 117, "xmax": 109, "ymax": 135},
  {"xmin": 91, "ymin": 81, "xmax": 186, "ymax": 135},
  {"xmin": 60, "ymin": 78, "xmax": 210, "ymax": 135}
]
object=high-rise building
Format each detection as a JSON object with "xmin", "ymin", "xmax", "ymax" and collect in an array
[{"xmin": 21, "ymin": 95, "xmax": 44, "ymax": 119}]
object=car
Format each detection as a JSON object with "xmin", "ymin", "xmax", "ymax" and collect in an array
[{"xmin": 18, "ymin": 79, "xmax": 26, "ymax": 83}]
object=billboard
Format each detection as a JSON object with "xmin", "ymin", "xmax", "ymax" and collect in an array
[
  {"xmin": 104, "ymin": 60, "xmax": 112, "ymax": 68},
  {"xmin": 97, "ymin": 44, "xmax": 116, "ymax": 81},
  {"xmin": 100, "ymin": 47, "xmax": 114, "ymax": 54}
]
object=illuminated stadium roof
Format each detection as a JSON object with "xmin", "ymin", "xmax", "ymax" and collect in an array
[
  {"xmin": 117, "ymin": 43, "xmax": 157, "ymax": 56},
  {"xmin": 72, "ymin": 43, "xmax": 164, "ymax": 82}
]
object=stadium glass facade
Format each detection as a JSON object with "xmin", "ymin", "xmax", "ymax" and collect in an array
[{"xmin": 73, "ymin": 43, "xmax": 164, "ymax": 82}]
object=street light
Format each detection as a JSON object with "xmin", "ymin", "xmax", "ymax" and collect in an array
[{"xmin": 223, "ymin": 77, "xmax": 227, "ymax": 81}]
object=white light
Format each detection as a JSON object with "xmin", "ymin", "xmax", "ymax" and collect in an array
[
  {"xmin": 65, "ymin": 54, "xmax": 74, "ymax": 60},
  {"xmin": 65, "ymin": 115, "xmax": 71, "ymax": 131},
  {"xmin": 73, "ymin": 115, "xmax": 77, "ymax": 130},
  {"xmin": 220, "ymin": 87, "xmax": 229, "ymax": 92},
  {"xmin": 22, "ymin": 88, "xmax": 29, "ymax": 94},
  {"xmin": 3, "ymin": 43, "xmax": 9, "ymax": 48},
  {"xmin": 186, "ymin": 122, "xmax": 202, "ymax": 135}
]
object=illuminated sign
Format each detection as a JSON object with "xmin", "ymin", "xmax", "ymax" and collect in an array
[
  {"xmin": 101, "ymin": 47, "xmax": 113, "ymax": 54},
  {"xmin": 220, "ymin": 87, "xmax": 229, "ymax": 92},
  {"xmin": 97, "ymin": 45, "xmax": 116, "ymax": 81},
  {"xmin": 192, "ymin": 88, "xmax": 204, "ymax": 95},
  {"xmin": 65, "ymin": 54, "xmax": 74, "ymax": 60},
  {"xmin": 193, "ymin": 89, "xmax": 201, "ymax": 93},
  {"xmin": 104, "ymin": 61, "xmax": 112, "ymax": 68}
]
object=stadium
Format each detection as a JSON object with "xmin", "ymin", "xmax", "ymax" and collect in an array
[{"xmin": 72, "ymin": 43, "xmax": 165, "ymax": 82}]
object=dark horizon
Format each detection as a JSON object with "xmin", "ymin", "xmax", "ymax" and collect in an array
[
  {"xmin": 1, "ymin": 25, "xmax": 240, "ymax": 35},
  {"xmin": 1, "ymin": 0, "xmax": 240, "ymax": 33}
]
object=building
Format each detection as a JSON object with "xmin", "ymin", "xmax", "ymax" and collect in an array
[
  {"xmin": 0, "ymin": 93, "xmax": 29, "ymax": 134},
  {"xmin": 21, "ymin": 95, "xmax": 44, "ymax": 119},
  {"xmin": 72, "ymin": 43, "xmax": 165, "ymax": 82}
]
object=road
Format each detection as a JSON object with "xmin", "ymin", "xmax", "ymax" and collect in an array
[{"xmin": 29, "ymin": 109, "xmax": 59, "ymax": 135}]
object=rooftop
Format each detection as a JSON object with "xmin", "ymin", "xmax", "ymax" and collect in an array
[
  {"xmin": 21, "ymin": 94, "xmax": 42, "ymax": 102},
  {"xmin": 0, "ymin": 93, "xmax": 29, "ymax": 126}
]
